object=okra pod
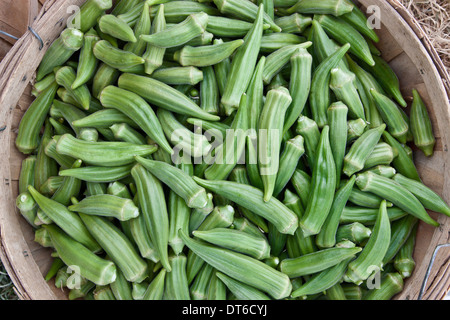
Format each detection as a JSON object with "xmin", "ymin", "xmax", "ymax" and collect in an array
[
  {"xmin": 40, "ymin": 176, "xmax": 64, "ymax": 196},
  {"xmin": 363, "ymin": 272, "xmax": 404, "ymax": 300},
  {"xmin": 363, "ymin": 142, "xmax": 395, "ymax": 170},
  {"xmin": 164, "ymin": 254, "xmax": 190, "ymax": 300},
  {"xmin": 366, "ymin": 165, "xmax": 397, "ymax": 178},
  {"xmin": 190, "ymin": 263, "xmax": 214, "ymax": 300},
  {"xmin": 207, "ymin": 272, "xmax": 227, "ymax": 300},
  {"xmin": 327, "ymin": 101, "xmax": 348, "ymax": 188},
  {"xmin": 246, "ymin": 55, "xmax": 265, "ymax": 138},
  {"xmin": 355, "ymin": 171, "xmax": 439, "ymax": 227},
  {"xmin": 193, "ymin": 177, "xmax": 298, "ymax": 235},
  {"xmin": 92, "ymin": 63, "xmax": 120, "ymax": 99},
  {"xmin": 347, "ymin": 118, "xmax": 367, "ymax": 143},
  {"xmin": 295, "ymin": 115, "xmax": 320, "ymax": 169},
  {"xmin": 216, "ymin": 272, "xmax": 270, "ymax": 300},
  {"xmin": 206, "ymin": 16, "xmax": 264, "ymax": 37},
  {"xmin": 59, "ymin": 163, "xmax": 134, "ymax": 183},
  {"xmin": 72, "ymin": 29, "xmax": 100, "ymax": 90},
  {"xmin": 151, "ymin": 67, "xmax": 204, "ymax": 85},
  {"xmin": 287, "ymin": 0, "xmax": 354, "ymax": 16},
  {"xmin": 33, "ymin": 120, "xmax": 58, "ymax": 192},
  {"xmin": 110, "ymin": 269, "xmax": 133, "ymax": 300},
  {"xmin": 51, "ymin": 159, "xmax": 83, "ymax": 206},
  {"xmin": 168, "ymin": 187, "xmax": 191, "ymax": 255},
  {"xmin": 179, "ymin": 230, "xmax": 292, "ymax": 299},
  {"xmin": 123, "ymin": 2, "xmax": 152, "ymax": 57},
  {"xmin": 199, "ymin": 66, "xmax": 220, "ymax": 115},
  {"xmin": 99, "ymin": 14, "xmax": 137, "ymax": 43},
  {"xmin": 142, "ymin": 4, "xmax": 166, "ymax": 75},
  {"xmin": 142, "ymin": 269, "xmax": 166, "ymax": 300},
  {"xmin": 55, "ymin": 66, "xmax": 91, "ymax": 111},
  {"xmin": 299, "ymin": 126, "xmax": 337, "ymax": 237},
  {"xmin": 340, "ymin": 206, "xmax": 407, "ymax": 225},
  {"xmin": 340, "ymin": 5, "xmax": 379, "ymax": 42},
  {"xmin": 110, "ymin": 123, "xmax": 146, "ymax": 145},
  {"xmin": 16, "ymin": 192, "xmax": 38, "ymax": 228},
  {"xmin": 70, "ymin": 0, "xmax": 113, "ymax": 33},
  {"xmin": 94, "ymin": 40, "xmax": 145, "ymax": 70},
  {"xmin": 394, "ymin": 223, "xmax": 417, "ymax": 278},
  {"xmin": 410, "ymin": 89, "xmax": 436, "ymax": 156},
  {"xmin": 118, "ymin": 73, "xmax": 220, "ymax": 121},
  {"xmin": 19, "ymin": 156, "xmax": 36, "ymax": 194},
  {"xmin": 274, "ymin": 13, "xmax": 312, "ymax": 34},
  {"xmin": 383, "ymin": 215, "xmax": 418, "ymax": 265},
  {"xmin": 72, "ymin": 109, "xmax": 138, "ymax": 130},
  {"xmin": 336, "ymin": 222, "xmax": 372, "ymax": 244}
]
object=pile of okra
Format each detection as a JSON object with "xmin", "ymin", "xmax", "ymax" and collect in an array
[{"xmin": 14, "ymin": 0, "xmax": 450, "ymax": 300}]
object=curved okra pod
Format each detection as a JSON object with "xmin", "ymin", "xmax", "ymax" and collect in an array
[
  {"xmin": 329, "ymin": 67, "xmax": 366, "ymax": 120},
  {"xmin": 246, "ymin": 55, "xmax": 265, "ymax": 133},
  {"xmin": 100, "ymin": 85, "xmax": 172, "ymax": 154},
  {"xmin": 355, "ymin": 171, "xmax": 439, "ymax": 227},
  {"xmin": 32, "ymin": 73, "xmax": 56, "ymax": 97},
  {"xmin": 98, "ymin": 14, "xmax": 137, "ymax": 43},
  {"xmin": 286, "ymin": 0, "xmax": 354, "ymax": 16},
  {"xmin": 15, "ymin": 81, "xmax": 58, "ymax": 154},
  {"xmin": 283, "ymin": 47, "xmax": 313, "ymax": 134},
  {"xmin": 392, "ymin": 173, "xmax": 450, "ymax": 217},
  {"xmin": 28, "ymin": 185, "xmax": 101, "ymax": 252},
  {"xmin": 410, "ymin": 89, "xmax": 436, "ymax": 157},
  {"xmin": 340, "ymin": 5, "xmax": 379, "ymax": 42},
  {"xmin": 93, "ymin": 40, "xmax": 145, "ymax": 71},
  {"xmin": 68, "ymin": 194, "xmax": 139, "ymax": 221},
  {"xmin": 295, "ymin": 115, "xmax": 320, "ymax": 169},
  {"xmin": 363, "ymin": 142, "xmax": 395, "ymax": 169},
  {"xmin": 168, "ymin": 187, "xmax": 191, "ymax": 255},
  {"xmin": 327, "ymin": 101, "xmax": 348, "ymax": 188},
  {"xmin": 299, "ymin": 126, "xmax": 337, "ymax": 237},
  {"xmin": 16, "ymin": 192, "xmax": 38, "ymax": 228},
  {"xmin": 370, "ymin": 89, "xmax": 409, "ymax": 144},
  {"xmin": 56, "ymin": 134, "xmax": 157, "ymax": 167},
  {"xmin": 55, "ymin": 66, "xmax": 91, "ymax": 111},
  {"xmin": 72, "ymin": 108, "xmax": 138, "ymax": 130},
  {"xmin": 36, "ymin": 28, "xmax": 84, "ymax": 81},
  {"xmin": 179, "ymin": 229, "xmax": 292, "ymax": 299},
  {"xmin": 309, "ymin": 43, "xmax": 351, "ymax": 128},
  {"xmin": 213, "ymin": 0, "xmax": 281, "ymax": 32},
  {"xmin": 59, "ymin": 164, "xmax": 134, "ymax": 183},
  {"xmin": 193, "ymin": 177, "xmax": 298, "ymax": 235},
  {"xmin": 51, "ymin": 159, "xmax": 83, "ymax": 206},
  {"xmin": 216, "ymin": 272, "xmax": 270, "ymax": 300},
  {"xmin": 366, "ymin": 165, "xmax": 397, "ymax": 178},
  {"xmin": 151, "ymin": 66, "xmax": 204, "ymax": 86},
  {"xmin": 207, "ymin": 16, "xmax": 268, "ymax": 38},
  {"xmin": 340, "ymin": 206, "xmax": 406, "ymax": 225},
  {"xmin": 174, "ymin": 39, "xmax": 244, "ymax": 67},
  {"xmin": 258, "ymin": 86, "xmax": 293, "ymax": 201},
  {"xmin": 394, "ymin": 224, "xmax": 417, "ymax": 278},
  {"xmin": 69, "ymin": 0, "xmax": 113, "ymax": 33},
  {"xmin": 148, "ymin": 1, "xmax": 218, "ymax": 23},
  {"xmin": 140, "ymin": 12, "xmax": 208, "ymax": 48},
  {"xmin": 316, "ymin": 175, "xmax": 356, "ymax": 248},
  {"xmin": 44, "ymin": 224, "xmax": 116, "ymax": 286},
  {"xmin": 79, "ymin": 213, "xmax": 148, "ymax": 283},
  {"xmin": 91, "ymin": 63, "xmax": 120, "ymax": 100},
  {"xmin": 40, "ymin": 176, "xmax": 64, "ymax": 196},
  {"xmin": 343, "ymin": 124, "xmax": 386, "ymax": 177},
  {"xmin": 314, "ymin": 14, "xmax": 375, "ymax": 66},
  {"xmin": 190, "ymin": 262, "xmax": 214, "ymax": 300},
  {"xmin": 135, "ymin": 156, "xmax": 209, "ymax": 209},
  {"xmin": 220, "ymin": 4, "xmax": 264, "ymax": 116},
  {"xmin": 382, "ymin": 215, "xmax": 418, "ymax": 265},
  {"xmin": 280, "ymin": 246, "xmax": 362, "ymax": 278},
  {"xmin": 131, "ymin": 164, "xmax": 171, "ymax": 272},
  {"xmin": 347, "ymin": 118, "xmax": 367, "ymax": 143},
  {"xmin": 72, "ymin": 29, "xmax": 100, "ymax": 90},
  {"xmin": 118, "ymin": 73, "xmax": 220, "ymax": 121}
]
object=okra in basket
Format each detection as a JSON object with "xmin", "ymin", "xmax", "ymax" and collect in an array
[{"xmin": 15, "ymin": 0, "xmax": 449, "ymax": 300}]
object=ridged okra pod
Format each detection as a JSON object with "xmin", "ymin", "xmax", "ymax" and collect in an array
[
  {"xmin": 68, "ymin": 194, "xmax": 139, "ymax": 221},
  {"xmin": 295, "ymin": 115, "xmax": 320, "ymax": 169},
  {"xmin": 100, "ymin": 85, "xmax": 172, "ymax": 154},
  {"xmin": 44, "ymin": 224, "xmax": 116, "ymax": 286},
  {"xmin": 93, "ymin": 40, "xmax": 145, "ymax": 71},
  {"xmin": 316, "ymin": 176, "xmax": 356, "ymax": 248},
  {"xmin": 274, "ymin": 13, "xmax": 312, "ymax": 34},
  {"xmin": 343, "ymin": 124, "xmax": 386, "ymax": 177},
  {"xmin": 151, "ymin": 67, "xmax": 204, "ymax": 86},
  {"xmin": 99, "ymin": 14, "xmax": 137, "ymax": 43},
  {"xmin": 190, "ymin": 262, "xmax": 214, "ymax": 300},
  {"xmin": 122, "ymin": 2, "xmax": 152, "ymax": 57},
  {"xmin": 135, "ymin": 157, "xmax": 208, "ymax": 210},
  {"xmin": 110, "ymin": 269, "xmax": 133, "ymax": 300},
  {"xmin": 340, "ymin": 206, "xmax": 406, "ymax": 225},
  {"xmin": 355, "ymin": 171, "xmax": 439, "ymax": 227},
  {"xmin": 51, "ymin": 159, "xmax": 83, "ymax": 206},
  {"xmin": 370, "ymin": 89, "xmax": 409, "ymax": 144},
  {"xmin": 327, "ymin": 101, "xmax": 348, "ymax": 188},
  {"xmin": 55, "ymin": 134, "xmax": 157, "ymax": 167},
  {"xmin": 131, "ymin": 164, "xmax": 171, "ymax": 272},
  {"xmin": 69, "ymin": 0, "xmax": 113, "ymax": 33},
  {"xmin": 142, "ymin": 4, "xmax": 166, "ymax": 75},
  {"xmin": 341, "ymin": 5, "xmax": 379, "ymax": 42},
  {"xmin": 164, "ymin": 254, "xmax": 190, "ymax": 300},
  {"xmin": 220, "ymin": 4, "xmax": 264, "ymax": 115},
  {"xmin": 329, "ymin": 67, "xmax": 365, "ymax": 120},
  {"xmin": 382, "ymin": 215, "xmax": 418, "ymax": 265},
  {"xmin": 280, "ymin": 246, "xmax": 362, "ymax": 278},
  {"xmin": 206, "ymin": 16, "xmax": 263, "ymax": 37},
  {"xmin": 199, "ymin": 66, "xmax": 220, "ymax": 115},
  {"xmin": 392, "ymin": 173, "xmax": 450, "ymax": 217},
  {"xmin": 283, "ymin": 47, "xmax": 313, "ymax": 134},
  {"xmin": 174, "ymin": 39, "xmax": 244, "ymax": 67},
  {"xmin": 410, "ymin": 89, "xmax": 435, "ymax": 156},
  {"xmin": 36, "ymin": 28, "xmax": 84, "ymax": 81},
  {"xmin": 110, "ymin": 123, "xmax": 146, "ymax": 145},
  {"xmin": 394, "ymin": 224, "xmax": 417, "ymax": 278},
  {"xmin": 193, "ymin": 227, "xmax": 270, "ymax": 260},
  {"xmin": 179, "ymin": 230, "xmax": 292, "ymax": 299},
  {"xmin": 299, "ymin": 126, "xmax": 337, "ymax": 237},
  {"xmin": 92, "ymin": 63, "xmax": 120, "ymax": 99},
  {"xmin": 314, "ymin": 14, "xmax": 375, "ymax": 66},
  {"xmin": 15, "ymin": 81, "xmax": 58, "ymax": 154},
  {"xmin": 72, "ymin": 29, "xmax": 100, "ymax": 90},
  {"xmin": 19, "ymin": 156, "xmax": 36, "ymax": 194},
  {"xmin": 118, "ymin": 73, "xmax": 220, "ymax": 121},
  {"xmin": 213, "ymin": 0, "xmax": 281, "ymax": 32},
  {"xmin": 72, "ymin": 108, "xmax": 138, "ymax": 130},
  {"xmin": 258, "ymin": 87, "xmax": 293, "ymax": 201},
  {"xmin": 142, "ymin": 269, "xmax": 166, "ymax": 300},
  {"xmin": 193, "ymin": 177, "xmax": 298, "ymax": 235},
  {"xmin": 216, "ymin": 272, "xmax": 270, "ymax": 300},
  {"xmin": 16, "ymin": 192, "xmax": 38, "ymax": 228},
  {"xmin": 347, "ymin": 118, "xmax": 367, "ymax": 143},
  {"xmin": 33, "ymin": 120, "xmax": 58, "ymax": 193},
  {"xmin": 168, "ymin": 181, "xmax": 191, "ymax": 255},
  {"xmin": 79, "ymin": 214, "xmax": 148, "ymax": 283},
  {"xmin": 55, "ymin": 66, "xmax": 91, "ymax": 111},
  {"xmin": 309, "ymin": 43, "xmax": 350, "ymax": 128},
  {"xmin": 140, "ymin": 12, "xmax": 208, "ymax": 48},
  {"xmin": 286, "ymin": 0, "xmax": 354, "ymax": 16},
  {"xmin": 363, "ymin": 142, "xmax": 395, "ymax": 169},
  {"xmin": 363, "ymin": 272, "xmax": 404, "ymax": 300},
  {"xmin": 336, "ymin": 222, "xmax": 372, "ymax": 244},
  {"xmin": 59, "ymin": 164, "xmax": 134, "ymax": 183}
]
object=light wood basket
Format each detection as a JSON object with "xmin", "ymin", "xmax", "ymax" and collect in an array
[{"xmin": 0, "ymin": 0, "xmax": 449, "ymax": 300}]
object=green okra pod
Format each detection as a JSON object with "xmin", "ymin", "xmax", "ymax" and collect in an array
[
  {"xmin": 261, "ymin": 33, "xmax": 305, "ymax": 53},
  {"xmin": 131, "ymin": 164, "xmax": 171, "ymax": 272},
  {"xmin": 174, "ymin": 39, "xmax": 244, "ymax": 67},
  {"xmin": 274, "ymin": 13, "xmax": 312, "ymax": 34},
  {"xmin": 56, "ymin": 134, "xmax": 157, "ymax": 167},
  {"xmin": 340, "ymin": 5, "xmax": 379, "ymax": 42},
  {"xmin": 93, "ymin": 40, "xmax": 145, "ymax": 70},
  {"xmin": 220, "ymin": 4, "xmax": 264, "ymax": 116},
  {"xmin": 340, "ymin": 206, "xmax": 407, "ymax": 225},
  {"xmin": 44, "ymin": 224, "xmax": 116, "ymax": 286},
  {"xmin": 151, "ymin": 67, "xmax": 204, "ymax": 85},
  {"xmin": 206, "ymin": 16, "xmax": 265, "ymax": 37},
  {"xmin": 140, "ymin": 12, "xmax": 208, "ymax": 48},
  {"xmin": 16, "ymin": 192, "xmax": 38, "ymax": 228},
  {"xmin": 72, "ymin": 29, "xmax": 100, "ymax": 90},
  {"xmin": 327, "ymin": 101, "xmax": 348, "ymax": 188},
  {"xmin": 295, "ymin": 115, "xmax": 320, "ymax": 169},
  {"xmin": 55, "ymin": 66, "xmax": 91, "ymax": 111},
  {"xmin": 382, "ymin": 215, "xmax": 418, "ymax": 265},
  {"xmin": 164, "ymin": 254, "xmax": 190, "ymax": 300},
  {"xmin": 72, "ymin": 108, "xmax": 138, "ymax": 130},
  {"xmin": 28, "ymin": 186, "xmax": 100, "ymax": 252},
  {"xmin": 299, "ymin": 126, "xmax": 337, "ymax": 237},
  {"xmin": 142, "ymin": 269, "xmax": 166, "ymax": 300},
  {"xmin": 179, "ymin": 230, "xmax": 292, "ymax": 299},
  {"xmin": 366, "ymin": 165, "xmax": 397, "ymax": 178},
  {"xmin": 410, "ymin": 89, "xmax": 436, "ymax": 157},
  {"xmin": 110, "ymin": 123, "xmax": 146, "ymax": 145},
  {"xmin": 207, "ymin": 272, "xmax": 227, "ymax": 300},
  {"xmin": 40, "ymin": 176, "xmax": 64, "ymax": 196},
  {"xmin": 290, "ymin": 169, "xmax": 311, "ymax": 210},
  {"xmin": 142, "ymin": 4, "xmax": 166, "ymax": 75},
  {"xmin": 363, "ymin": 272, "xmax": 404, "ymax": 300},
  {"xmin": 336, "ymin": 222, "xmax": 372, "ymax": 244},
  {"xmin": 199, "ymin": 66, "xmax": 220, "ymax": 115},
  {"xmin": 190, "ymin": 263, "xmax": 214, "ymax": 300},
  {"xmin": 148, "ymin": 1, "xmax": 218, "ymax": 23},
  {"xmin": 168, "ymin": 187, "xmax": 191, "ymax": 255},
  {"xmin": 110, "ymin": 269, "xmax": 133, "ymax": 300},
  {"xmin": 309, "ymin": 43, "xmax": 351, "ymax": 128},
  {"xmin": 355, "ymin": 171, "xmax": 439, "ymax": 227},
  {"xmin": 36, "ymin": 28, "xmax": 84, "ymax": 81},
  {"xmin": 92, "ymin": 63, "xmax": 120, "ymax": 99},
  {"xmin": 213, "ymin": 39, "xmax": 231, "ymax": 98},
  {"xmin": 33, "ymin": 120, "xmax": 58, "ymax": 192},
  {"xmin": 69, "ymin": 0, "xmax": 113, "ymax": 33},
  {"xmin": 193, "ymin": 177, "xmax": 298, "ymax": 235},
  {"xmin": 79, "ymin": 214, "xmax": 148, "ymax": 283},
  {"xmin": 280, "ymin": 246, "xmax": 362, "ymax": 278},
  {"xmin": 19, "ymin": 155, "xmax": 36, "ymax": 194},
  {"xmin": 343, "ymin": 124, "xmax": 386, "ymax": 177},
  {"xmin": 394, "ymin": 223, "xmax": 417, "ymax": 278},
  {"xmin": 100, "ymin": 85, "xmax": 172, "ymax": 154},
  {"xmin": 392, "ymin": 173, "xmax": 450, "ymax": 217},
  {"xmin": 59, "ymin": 163, "xmax": 134, "ymax": 183},
  {"xmin": 286, "ymin": 0, "xmax": 354, "ymax": 16},
  {"xmin": 363, "ymin": 142, "xmax": 395, "ymax": 169},
  {"xmin": 15, "ymin": 82, "xmax": 58, "ymax": 154},
  {"xmin": 216, "ymin": 272, "xmax": 270, "ymax": 300},
  {"xmin": 99, "ymin": 14, "xmax": 137, "ymax": 43},
  {"xmin": 135, "ymin": 156, "xmax": 209, "ymax": 209},
  {"xmin": 118, "ymin": 73, "xmax": 220, "ymax": 121},
  {"xmin": 347, "ymin": 118, "xmax": 367, "ymax": 143},
  {"xmin": 51, "ymin": 159, "xmax": 83, "ymax": 206},
  {"xmin": 123, "ymin": 2, "xmax": 152, "ymax": 57},
  {"xmin": 189, "ymin": 193, "xmax": 214, "ymax": 233}
]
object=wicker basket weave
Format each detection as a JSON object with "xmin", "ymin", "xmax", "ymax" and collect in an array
[{"xmin": 0, "ymin": 0, "xmax": 449, "ymax": 300}]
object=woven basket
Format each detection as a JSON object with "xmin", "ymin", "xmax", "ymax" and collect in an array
[{"xmin": 0, "ymin": 0, "xmax": 449, "ymax": 300}]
